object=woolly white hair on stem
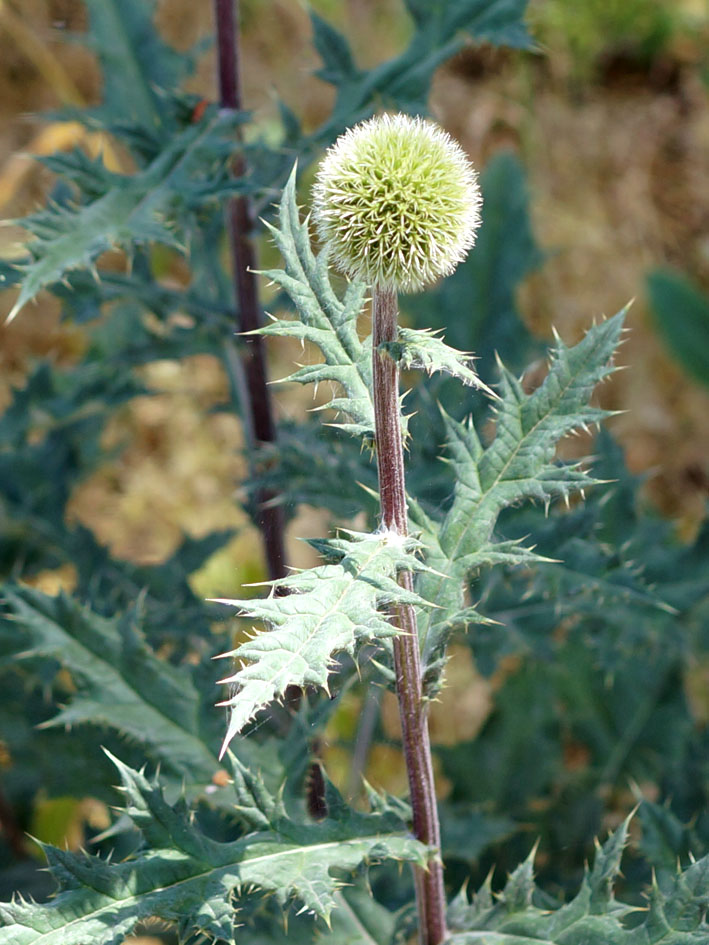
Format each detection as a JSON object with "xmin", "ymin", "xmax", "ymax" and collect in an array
[{"xmin": 312, "ymin": 113, "xmax": 482, "ymax": 293}]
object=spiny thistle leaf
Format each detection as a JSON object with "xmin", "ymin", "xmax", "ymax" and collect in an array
[
  {"xmin": 647, "ymin": 268, "xmax": 709, "ymax": 390},
  {"xmin": 2, "ymin": 586, "xmax": 220, "ymax": 782},
  {"xmin": 636, "ymin": 799, "xmax": 709, "ymax": 876},
  {"xmin": 479, "ymin": 485, "xmax": 679, "ymax": 653},
  {"xmin": 7, "ymin": 113, "xmax": 243, "ymax": 323},
  {"xmin": 215, "ymin": 530, "xmax": 435, "ymax": 754},
  {"xmin": 311, "ymin": 12, "xmax": 361, "ymax": 87},
  {"xmin": 0, "ymin": 753, "xmax": 429, "ymax": 945},
  {"xmin": 390, "ymin": 327, "xmax": 491, "ymax": 390},
  {"xmin": 415, "ymin": 309, "xmax": 628, "ymax": 691},
  {"xmin": 84, "ymin": 0, "xmax": 191, "ymax": 133},
  {"xmin": 447, "ymin": 816, "xmax": 709, "ymax": 943},
  {"xmin": 0, "ymin": 361, "xmax": 233, "ymax": 645},
  {"xmin": 257, "ymin": 165, "xmax": 374, "ymax": 438},
  {"xmin": 402, "ymin": 0, "xmax": 532, "ymax": 49},
  {"xmin": 0, "ymin": 360, "xmax": 143, "ymax": 577},
  {"xmin": 229, "ymin": 883, "xmax": 397, "ymax": 945},
  {"xmin": 470, "ymin": 431, "xmax": 703, "ymax": 678},
  {"xmin": 311, "ymin": 1, "xmax": 532, "ymax": 122}
]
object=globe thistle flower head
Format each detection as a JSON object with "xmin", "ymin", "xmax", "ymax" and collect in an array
[{"xmin": 312, "ymin": 113, "xmax": 482, "ymax": 293}]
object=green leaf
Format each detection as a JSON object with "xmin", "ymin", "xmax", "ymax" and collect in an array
[
  {"xmin": 84, "ymin": 0, "xmax": 190, "ymax": 132},
  {"xmin": 440, "ymin": 805, "xmax": 515, "ymax": 864},
  {"xmin": 234, "ymin": 885, "xmax": 396, "ymax": 945},
  {"xmin": 0, "ymin": 361, "xmax": 144, "ymax": 580},
  {"xmin": 3, "ymin": 587, "xmax": 221, "ymax": 782},
  {"xmin": 308, "ymin": 2, "xmax": 532, "ymax": 139},
  {"xmin": 0, "ymin": 671, "xmax": 150, "ymax": 808},
  {"xmin": 474, "ymin": 431, "xmax": 709, "ymax": 677},
  {"xmin": 215, "ymin": 530, "xmax": 434, "ymax": 753},
  {"xmin": 437, "ymin": 618, "xmax": 701, "ymax": 886},
  {"xmin": 258, "ymin": 166, "xmax": 374, "ymax": 438},
  {"xmin": 402, "ymin": 0, "xmax": 433, "ymax": 27},
  {"xmin": 415, "ymin": 309, "xmax": 628, "ymax": 691},
  {"xmin": 311, "ymin": 12, "xmax": 361, "ymax": 86},
  {"xmin": 0, "ymin": 356, "xmax": 230, "ymax": 637},
  {"xmin": 636, "ymin": 800, "xmax": 708, "ymax": 877},
  {"xmin": 385, "ymin": 0, "xmax": 532, "ymax": 110},
  {"xmin": 439, "ymin": 659, "xmax": 563, "ymax": 814},
  {"xmin": 7, "ymin": 114, "xmax": 242, "ymax": 322},
  {"xmin": 0, "ymin": 754, "xmax": 429, "ymax": 945},
  {"xmin": 403, "ymin": 0, "xmax": 533, "ymax": 50},
  {"xmin": 647, "ymin": 268, "xmax": 709, "ymax": 388},
  {"xmin": 38, "ymin": 148, "xmax": 116, "ymax": 199},
  {"xmin": 328, "ymin": 885, "xmax": 397, "ymax": 945},
  {"xmin": 448, "ymin": 816, "xmax": 709, "ymax": 943},
  {"xmin": 390, "ymin": 327, "xmax": 493, "ymax": 391}
]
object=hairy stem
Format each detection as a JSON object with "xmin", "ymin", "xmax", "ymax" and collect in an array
[
  {"xmin": 372, "ymin": 285, "xmax": 447, "ymax": 945},
  {"xmin": 213, "ymin": 0, "xmax": 286, "ymax": 581}
]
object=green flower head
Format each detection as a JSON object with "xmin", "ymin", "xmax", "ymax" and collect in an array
[{"xmin": 312, "ymin": 113, "xmax": 482, "ymax": 293}]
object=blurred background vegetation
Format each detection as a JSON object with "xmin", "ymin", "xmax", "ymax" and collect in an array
[{"xmin": 0, "ymin": 2, "xmax": 708, "ymax": 938}]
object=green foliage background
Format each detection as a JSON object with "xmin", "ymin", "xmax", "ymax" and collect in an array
[{"xmin": 0, "ymin": 1, "xmax": 708, "ymax": 943}]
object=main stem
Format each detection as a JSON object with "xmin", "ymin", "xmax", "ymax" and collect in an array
[
  {"xmin": 372, "ymin": 285, "xmax": 447, "ymax": 945},
  {"xmin": 213, "ymin": 0, "xmax": 287, "ymax": 581}
]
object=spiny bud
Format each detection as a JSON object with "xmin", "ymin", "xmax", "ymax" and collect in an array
[{"xmin": 312, "ymin": 113, "xmax": 482, "ymax": 293}]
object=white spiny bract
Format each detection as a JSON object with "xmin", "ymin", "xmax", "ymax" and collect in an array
[
  {"xmin": 215, "ymin": 530, "xmax": 434, "ymax": 757},
  {"xmin": 312, "ymin": 113, "xmax": 482, "ymax": 292}
]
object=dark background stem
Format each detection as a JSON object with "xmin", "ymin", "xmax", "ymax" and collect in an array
[
  {"xmin": 372, "ymin": 285, "xmax": 447, "ymax": 945},
  {"xmin": 0, "ymin": 780, "xmax": 28, "ymax": 860},
  {"xmin": 213, "ymin": 0, "xmax": 286, "ymax": 581}
]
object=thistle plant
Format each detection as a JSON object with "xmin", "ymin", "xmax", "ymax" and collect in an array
[
  {"xmin": 215, "ymin": 119, "xmax": 629, "ymax": 945},
  {"xmin": 2, "ymin": 5, "xmax": 709, "ymax": 945},
  {"xmin": 313, "ymin": 113, "xmax": 482, "ymax": 944}
]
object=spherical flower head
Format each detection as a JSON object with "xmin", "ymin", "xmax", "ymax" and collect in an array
[{"xmin": 312, "ymin": 113, "xmax": 482, "ymax": 293}]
